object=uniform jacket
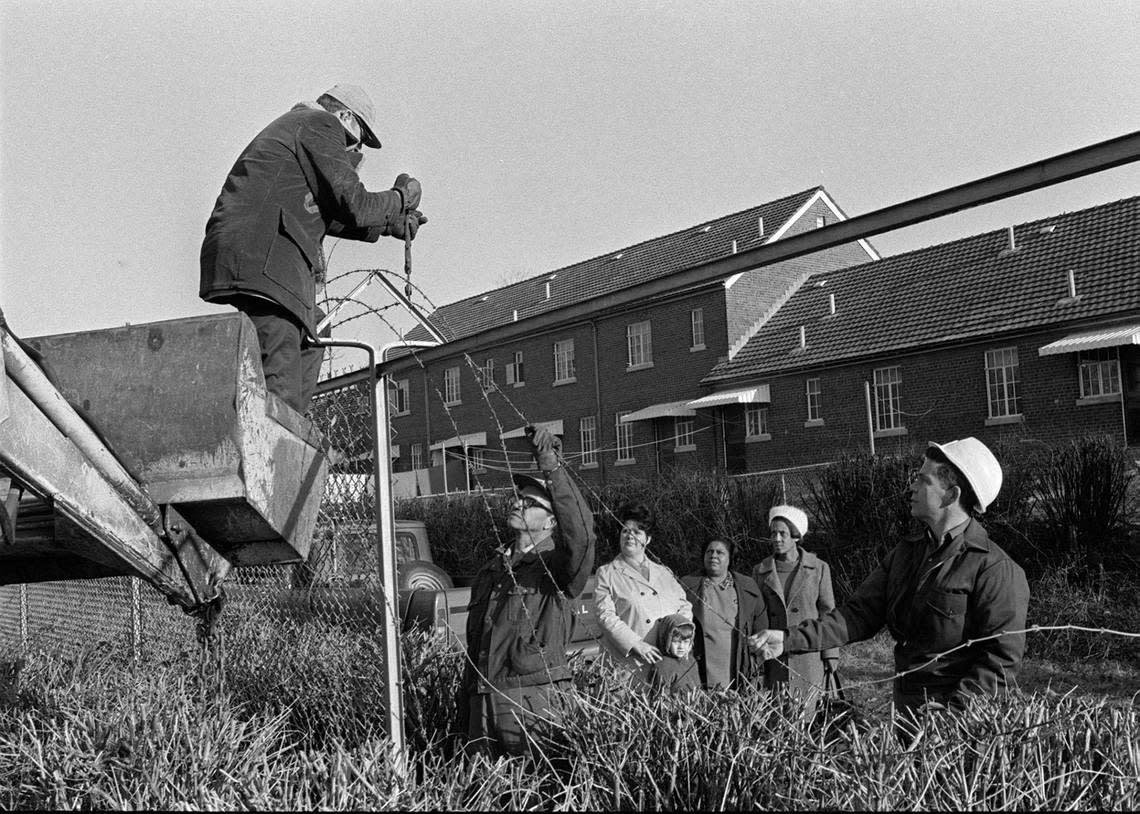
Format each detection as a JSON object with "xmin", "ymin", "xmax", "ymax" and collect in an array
[
  {"xmin": 595, "ymin": 556, "xmax": 692, "ymax": 668},
  {"xmin": 679, "ymin": 571, "xmax": 765, "ymax": 686},
  {"xmin": 200, "ymin": 103, "xmax": 405, "ymax": 336},
  {"xmin": 786, "ymin": 518, "xmax": 1030, "ymax": 707},
  {"xmin": 753, "ymin": 549, "xmax": 838, "ymax": 699},
  {"xmin": 462, "ymin": 464, "xmax": 595, "ymax": 693}
]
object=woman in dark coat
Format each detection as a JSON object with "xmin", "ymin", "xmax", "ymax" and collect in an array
[{"xmin": 681, "ymin": 538, "xmax": 766, "ymax": 689}]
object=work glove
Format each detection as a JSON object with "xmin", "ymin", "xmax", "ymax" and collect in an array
[
  {"xmin": 528, "ymin": 425, "xmax": 562, "ymax": 471},
  {"xmin": 387, "ymin": 210, "xmax": 427, "ymax": 241},
  {"xmin": 392, "ymin": 173, "xmax": 422, "ymax": 211}
]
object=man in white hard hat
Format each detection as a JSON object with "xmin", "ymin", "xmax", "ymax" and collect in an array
[
  {"xmin": 749, "ymin": 437, "xmax": 1030, "ymax": 721},
  {"xmin": 200, "ymin": 83, "xmax": 427, "ymax": 412}
]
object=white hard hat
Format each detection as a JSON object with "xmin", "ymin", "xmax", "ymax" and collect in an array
[
  {"xmin": 323, "ymin": 83, "xmax": 382, "ymax": 148},
  {"xmin": 926, "ymin": 437, "xmax": 1003, "ymax": 513},
  {"xmin": 768, "ymin": 504, "xmax": 809, "ymax": 538}
]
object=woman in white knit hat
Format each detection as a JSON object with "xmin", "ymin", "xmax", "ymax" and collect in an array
[{"xmin": 751, "ymin": 504, "xmax": 838, "ymax": 710}]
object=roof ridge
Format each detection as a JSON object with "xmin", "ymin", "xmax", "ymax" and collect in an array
[{"xmin": 428, "ymin": 186, "xmax": 824, "ymax": 313}]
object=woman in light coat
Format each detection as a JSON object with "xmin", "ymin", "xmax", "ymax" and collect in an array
[
  {"xmin": 595, "ymin": 503, "xmax": 692, "ymax": 682},
  {"xmin": 752, "ymin": 504, "xmax": 839, "ymax": 710}
]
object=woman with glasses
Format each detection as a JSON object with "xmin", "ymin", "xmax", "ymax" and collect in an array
[{"xmin": 595, "ymin": 502, "xmax": 692, "ymax": 682}]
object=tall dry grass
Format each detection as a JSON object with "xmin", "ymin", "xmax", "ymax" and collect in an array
[{"xmin": 2, "ymin": 625, "xmax": 1138, "ymax": 810}]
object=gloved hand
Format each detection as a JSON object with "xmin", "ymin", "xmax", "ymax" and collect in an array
[
  {"xmin": 387, "ymin": 210, "xmax": 427, "ymax": 241},
  {"xmin": 528, "ymin": 426, "xmax": 562, "ymax": 471},
  {"xmin": 392, "ymin": 173, "xmax": 421, "ymax": 211}
]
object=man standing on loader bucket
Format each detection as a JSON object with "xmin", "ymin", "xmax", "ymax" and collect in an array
[
  {"xmin": 459, "ymin": 426, "xmax": 596, "ymax": 757},
  {"xmin": 200, "ymin": 83, "xmax": 427, "ymax": 412}
]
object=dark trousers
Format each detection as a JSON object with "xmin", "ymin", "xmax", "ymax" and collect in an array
[
  {"xmin": 465, "ymin": 682, "xmax": 564, "ymax": 758},
  {"xmin": 233, "ymin": 298, "xmax": 324, "ymax": 412}
]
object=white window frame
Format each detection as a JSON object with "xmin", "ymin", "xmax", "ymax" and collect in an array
[
  {"xmin": 410, "ymin": 443, "xmax": 423, "ymax": 470},
  {"xmin": 1078, "ymin": 348, "xmax": 1122, "ymax": 398},
  {"xmin": 443, "ymin": 366, "xmax": 461, "ymax": 405},
  {"xmin": 579, "ymin": 416, "xmax": 598, "ymax": 467},
  {"xmin": 985, "ymin": 347, "xmax": 1022, "ymax": 419},
  {"xmin": 815, "ymin": 214, "xmax": 826, "ymax": 229},
  {"xmin": 805, "ymin": 378, "xmax": 821, "ymax": 423},
  {"xmin": 690, "ymin": 308, "xmax": 705, "ymax": 351},
  {"xmin": 873, "ymin": 366, "xmax": 903, "ymax": 432},
  {"xmin": 390, "ymin": 378, "xmax": 410, "ymax": 416},
  {"xmin": 477, "ymin": 357, "xmax": 495, "ymax": 391},
  {"xmin": 505, "ymin": 350, "xmax": 525, "ymax": 387},
  {"xmin": 745, "ymin": 404, "xmax": 770, "ymax": 441},
  {"xmin": 615, "ymin": 412, "xmax": 634, "ymax": 463},
  {"xmin": 553, "ymin": 339, "xmax": 576, "ymax": 384},
  {"xmin": 674, "ymin": 415, "xmax": 696, "ymax": 451},
  {"xmin": 626, "ymin": 320, "xmax": 653, "ymax": 370}
]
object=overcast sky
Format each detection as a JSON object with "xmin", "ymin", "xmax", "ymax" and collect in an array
[{"xmin": 3, "ymin": 0, "xmax": 1139, "ymax": 350}]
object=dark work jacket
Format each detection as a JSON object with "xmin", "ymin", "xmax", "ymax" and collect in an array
[
  {"xmin": 680, "ymin": 571, "xmax": 765, "ymax": 687},
  {"xmin": 786, "ymin": 519, "xmax": 1030, "ymax": 708},
  {"xmin": 462, "ymin": 465, "xmax": 595, "ymax": 693},
  {"xmin": 200, "ymin": 103, "xmax": 404, "ymax": 337}
]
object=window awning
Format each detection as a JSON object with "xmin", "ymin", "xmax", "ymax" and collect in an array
[
  {"xmin": 686, "ymin": 385, "xmax": 771, "ymax": 409},
  {"xmin": 621, "ymin": 400, "xmax": 696, "ymax": 422},
  {"xmin": 429, "ymin": 432, "xmax": 487, "ymax": 451},
  {"xmin": 500, "ymin": 420, "xmax": 565, "ymax": 439},
  {"xmin": 1038, "ymin": 324, "xmax": 1140, "ymax": 356}
]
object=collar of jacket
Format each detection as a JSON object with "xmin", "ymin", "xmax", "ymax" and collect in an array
[
  {"xmin": 611, "ymin": 556, "xmax": 671, "ymax": 583},
  {"xmin": 682, "ymin": 571, "xmax": 761, "ymax": 598},
  {"xmin": 754, "ymin": 547, "xmax": 819, "ymax": 577},
  {"xmin": 904, "ymin": 517, "xmax": 990, "ymax": 553}
]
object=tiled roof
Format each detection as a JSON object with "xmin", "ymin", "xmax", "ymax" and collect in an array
[
  {"xmin": 407, "ymin": 188, "xmax": 823, "ymax": 342},
  {"xmin": 704, "ymin": 196, "xmax": 1140, "ymax": 385}
]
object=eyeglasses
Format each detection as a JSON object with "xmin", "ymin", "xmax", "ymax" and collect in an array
[{"xmin": 514, "ymin": 496, "xmax": 549, "ymax": 511}]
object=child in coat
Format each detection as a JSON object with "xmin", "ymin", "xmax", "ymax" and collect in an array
[{"xmin": 646, "ymin": 614, "xmax": 701, "ymax": 694}]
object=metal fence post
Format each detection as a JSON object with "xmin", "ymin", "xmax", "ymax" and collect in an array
[
  {"xmin": 130, "ymin": 577, "xmax": 141, "ymax": 665},
  {"xmin": 18, "ymin": 583, "xmax": 28, "ymax": 654}
]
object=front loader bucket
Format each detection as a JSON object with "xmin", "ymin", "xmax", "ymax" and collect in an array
[{"xmin": 25, "ymin": 313, "xmax": 329, "ymax": 566}]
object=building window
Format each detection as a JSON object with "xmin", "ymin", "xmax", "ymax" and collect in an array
[
  {"xmin": 1079, "ymin": 348, "xmax": 1122, "ymax": 397},
  {"xmin": 411, "ymin": 443, "xmax": 423, "ymax": 470},
  {"xmin": 627, "ymin": 321, "xmax": 653, "ymax": 369},
  {"xmin": 477, "ymin": 357, "xmax": 495, "ymax": 391},
  {"xmin": 580, "ymin": 416, "xmax": 598, "ymax": 466},
  {"xmin": 745, "ymin": 405, "xmax": 769, "ymax": 439},
  {"xmin": 443, "ymin": 366, "xmax": 461, "ymax": 405},
  {"xmin": 470, "ymin": 447, "xmax": 487, "ymax": 473},
  {"xmin": 806, "ymin": 378, "xmax": 821, "ymax": 421},
  {"xmin": 390, "ymin": 378, "xmax": 410, "ymax": 416},
  {"xmin": 873, "ymin": 366, "xmax": 902, "ymax": 431},
  {"xmin": 674, "ymin": 415, "xmax": 696, "ymax": 450},
  {"xmin": 690, "ymin": 308, "xmax": 705, "ymax": 350},
  {"xmin": 616, "ymin": 412, "xmax": 634, "ymax": 463},
  {"xmin": 985, "ymin": 347, "xmax": 1022, "ymax": 418},
  {"xmin": 553, "ymin": 339, "xmax": 576, "ymax": 383},
  {"xmin": 505, "ymin": 351, "xmax": 525, "ymax": 386},
  {"xmin": 815, "ymin": 214, "xmax": 827, "ymax": 228}
]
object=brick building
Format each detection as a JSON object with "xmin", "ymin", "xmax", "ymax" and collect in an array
[
  {"xmin": 384, "ymin": 187, "xmax": 879, "ymax": 493},
  {"xmin": 699, "ymin": 196, "xmax": 1140, "ymax": 471}
]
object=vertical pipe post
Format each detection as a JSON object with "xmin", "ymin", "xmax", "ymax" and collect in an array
[
  {"xmin": 130, "ymin": 577, "xmax": 141, "ymax": 666},
  {"xmin": 864, "ymin": 381, "xmax": 876, "ymax": 456},
  {"xmin": 18, "ymin": 584, "xmax": 28, "ymax": 654}
]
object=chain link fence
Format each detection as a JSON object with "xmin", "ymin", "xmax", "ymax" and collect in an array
[{"xmin": 0, "ymin": 378, "xmax": 386, "ymax": 662}]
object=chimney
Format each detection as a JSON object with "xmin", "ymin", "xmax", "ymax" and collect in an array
[
  {"xmin": 544, "ymin": 281, "xmax": 551, "ymax": 300},
  {"xmin": 757, "ymin": 216, "xmax": 765, "ymax": 238},
  {"xmin": 512, "ymin": 309, "xmax": 518, "ymax": 322},
  {"xmin": 828, "ymin": 293, "xmax": 836, "ymax": 315},
  {"xmin": 798, "ymin": 325, "xmax": 806, "ymax": 349},
  {"xmin": 1007, "ymin": 225, "xmax": 1016, "ymax": 252},
  {"xmin": 1067, "ymin": 269, "xmax": 1077, "ymax": 299},
  {"xmin": 731, "ymin": 239, "xmax": 738, "ymax": 254}
]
